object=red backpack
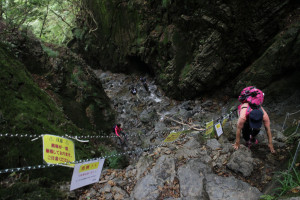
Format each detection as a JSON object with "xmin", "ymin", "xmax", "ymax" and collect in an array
[
  {"xmin": 238, "ymin": 86, "xmax": 264, "ymax": 106},
  {"xmin": 238, "ymin": 86, "xmax": 264, "ymax": 129}
]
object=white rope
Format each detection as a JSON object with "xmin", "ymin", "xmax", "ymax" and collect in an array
[
  {"xmin": 0, "ymin": 126, "xmax": 206, "ymax": 174},
  {"xmin": 0, "ymin": 109, "xmax": 234, "ymax": 174},
  {"xmin": 289, "ymin": 109, "xmax": 300, "ymax": 116},
  {"xmin": 281, "ymin": 113, "xmax": 289, "ymax": 132},
  {"xmin": 289, "ymin": 140, "xmax": 300, "ymax": 172}
]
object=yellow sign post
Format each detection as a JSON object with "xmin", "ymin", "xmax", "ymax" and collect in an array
[
  {"xmin": 222, "ymin": 116, "xmax": 229, "ymax": 127},
  {"xmin": 205, "ymin": 120, "xmax": 214, "ymax": 135},
  {"xmin": 164, "ymin": 131, "xmax": 182, "ymax": 143},
  {"xmin": 215, "ymin": 122, "xmax": 223, "ymax": 137},
  {"xmin": 43, "ymin": 134, "xmax": 75, "ymax": 167}
]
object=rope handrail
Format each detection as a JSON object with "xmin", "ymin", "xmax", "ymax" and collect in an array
[{"xmin": 0, "ymin": 129, "xmax": 205, "ymax": 174}]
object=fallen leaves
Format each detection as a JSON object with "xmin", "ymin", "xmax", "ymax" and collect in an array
[
  {"xmin": 107, "ymin": 180, "xmax": 115, "ymax": 186},
  {"xmin": 290, "ymin": 186, "xmax": 300, "ymax": 193}
]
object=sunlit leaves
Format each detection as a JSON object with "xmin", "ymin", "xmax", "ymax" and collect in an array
[{"xmin": 1, "ymin": 0, "xmax": 78, "ymax": 45}]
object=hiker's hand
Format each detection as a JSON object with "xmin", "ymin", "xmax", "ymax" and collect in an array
[
  {"xmin": 268, "ymin": 143, "xmax": 275, "ymax": 153},
  {"xmin": 232, "ymin": 142, "xmax": 240, "ymax": 150}
]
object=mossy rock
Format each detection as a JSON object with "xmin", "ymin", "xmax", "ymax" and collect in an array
[
  {"xmin": 0, "ymin": 180, "xmax": 65, "ymax": 200},
  {"xmin": 0, "ymin": 43, "xmax": 95, "ymax": 169},
  {"xmin": 0, "ymin": 43, "xmax": 104, "ymax": 198}
]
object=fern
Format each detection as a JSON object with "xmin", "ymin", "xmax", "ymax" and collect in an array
[
  {"xmin": 162, "ymin": 0, "xmax": 171, "ymax": 8},
  {"xmin": 41, "ymin": 44, "xmax": 59, "ymax": 57}
]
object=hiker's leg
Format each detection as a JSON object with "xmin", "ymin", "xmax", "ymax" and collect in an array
[
  {"xmin": 120, "ymin": 132, "xmax": 126, "ymax": 143},
  {"xmin": 118, "ymin": 137, "xmax": 122, "ymax": 145},
  {"xmin": 251, "ymin": 130, "xmax": 260, "ymax": 138},
  {"xmin": 250, "ymin": 129, "xmax": 260, "ymax": 143},
  {"xmin": 121, "ymin": 132, "xmax": 128, "ymax": 146},
  {"xmin": 242, "ymin": 124, "xmax": 251, "ymax": 142}
]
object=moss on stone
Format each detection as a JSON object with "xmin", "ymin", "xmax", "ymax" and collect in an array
[
  {"xmin": 180, "ymin": 63, "xmax": 192, "ymax": 79},
  {"xmin": 0, "ymin": 181, "xmax": 64, "ymax": 200},
  {"xmin": 0, "ymin": 43, "xmax": 95, "ymax": 171}
]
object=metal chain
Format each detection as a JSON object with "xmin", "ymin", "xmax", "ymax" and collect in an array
[
  {"xmin": 0, "ymin": 128, "xmax": 207, "ymax": 174},
  {"xmin": 0, "ymin": 110, "xmax": 232, "ymax": 174}
]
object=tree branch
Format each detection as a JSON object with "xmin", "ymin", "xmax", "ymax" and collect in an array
[
  {"xmin": 40, "ymin": 0, "xmax": 50, "ymax": 38},
  {"xmin": 157, "ymin": 112, "xmax": 205, "ymax": 131},
  {"xmin": 49, "ymin": 8, "xmax": 72, "ymax": 28}
]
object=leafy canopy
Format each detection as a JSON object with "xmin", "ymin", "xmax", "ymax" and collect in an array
[{"xmin": 1, "ymin": 0, "xmax": 78, "ymax": 45}]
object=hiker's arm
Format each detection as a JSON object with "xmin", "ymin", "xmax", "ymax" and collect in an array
[
  {"xmin": 265, "ymin": 125, "xmax": 275, "ymax": 153},
  {"xmin": 234, "ymin": 127, "xmax": 241, "ymax": 149},
  {"xmin": 233, "ymin": 105, "xmax": 247, "ymax": 150},
  {"xmin": 115, "ymin": 128, "xmax": 120, "ymax": 137},
  {"xmin": 234, "ymin": 117, "xmax": 246, "ymax": 149},
  {"xmin": 262, "ymin": 110, "xmax": 275, "ymax": 153}
]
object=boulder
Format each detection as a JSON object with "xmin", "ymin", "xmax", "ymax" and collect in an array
[
  {"xmin": 227, "ymin": 147, "xmax": 254, "ymax": 177},
  {"xmin": 207, "ymin": 139, "xmax": 221, "ymax": 150},
  {"xmin": 151, "ymin": 155, "xmax": 176, "ymax": 183},
  {"xmin": 178, "ymin": 165, "xmax": 204, "ymax": 198},
  {"xmin": 132, "ymin": 174, "xmax": 160, "ymax": 200},
  {"xmin": 205, "ymin": 174, "xmax": 262, "ymax": 200}
]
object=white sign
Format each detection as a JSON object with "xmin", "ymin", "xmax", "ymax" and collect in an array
[
  {"xmin": 215, "ymin": 122, "xmax": 223, "ymax": 137},
  {"xmin": 70, "ymin": 159, "xmax": 105, "ymax": 191}
]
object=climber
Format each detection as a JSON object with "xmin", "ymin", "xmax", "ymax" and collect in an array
[
  {"xmin": 232, "ymin": 86, "xmax": 275, "ymax": 153},
  {"xmin": 129, "ymin": 85, "xmax": 137, "ymax": 95},
  {"xmin": 113, "ymin": 124, "xmax": 127, "ymax": 145},
  {"xmin": 140, "ymin": 77, "xmax": 149, "ymax": 92}
]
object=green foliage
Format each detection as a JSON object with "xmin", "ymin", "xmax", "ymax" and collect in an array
[
  {"xmin": 1, "ymin": 0, "xmax": 77, "ymax": 45},
  {"xmin": 98, "ymin": 146, "xmax": 128, "ymax": 169},
  {"xmin": 260, "ymin": 194, "xmax": 276, "ymax": 200},
  {"xmin": 136, "ymin": 37, "xmax": 145, "ymax": 46},
  {"xmin": 162, "ymin": 31, "xmax": 169, "ymax": 45},
  {"xmin": 180, "ymin": 63, "xmax": 192, "ymax": 79},
  {"xmin": 0, "ymin": 44, "xmax": 89, "ymax": 169},
  {"xmin": 73, "ymin": 28, "xmax": 87, "ymax": 41},
  {"xmin": 275, "ymin": 168, "xmax": 300, "ymax": 197},
  {"xmin": 41, "ymin": 44, "xmax": 58, "ymax": 57},
  {"xmin": 70, "ymin": 67, "xmax": 88, "ymax": 88},
  {"xmin": 107, "ymin": 150, "xmax": 128, "ymax": 169},
  {"xmin": 162, "ymin": 0, "xmax": 171, "ymax": 8},
  {"xmin": 0, "ymin": 181, "xmax": 64, "ymax": 200}
]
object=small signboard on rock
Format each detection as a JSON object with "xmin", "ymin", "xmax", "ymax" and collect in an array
[{"xmin": 70, "ymin": 159, "xmax": 105, "ymax": 191}]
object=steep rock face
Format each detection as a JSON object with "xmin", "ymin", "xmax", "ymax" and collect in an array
[
  {"xmin": 1, "ymin": 28, "xmax": 115, "ymax": 131},
  {"xmin": 234, "ymin": 21, "xmax": 300, "ymax": 96},
  {"xmin": 77, "ymin": 0, "xmax": 299, "ymax": 99},
  {"xmin": 44, "ymin": 49, "xmax": 116, "ymax": 131},
  {"xmin": 0, "ymin": 43, "xmax": 81, "ymax": 171}
]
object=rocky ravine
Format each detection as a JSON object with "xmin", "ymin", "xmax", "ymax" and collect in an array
[
  {"xmin": 76, "ymin": 70, "xmax": 296, "ymax": 200},
  {"xmin": 77, "ymin": 0, "xmax": 300, "ymax": 99}
]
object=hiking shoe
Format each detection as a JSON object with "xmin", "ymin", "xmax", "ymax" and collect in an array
[
  {"xmin": 245, "ymin": 141, "xmax": 252, "ymax": 149},
  {"xmin": 250, "ymin": 135, "xmax": 258, "ymax": 145}
]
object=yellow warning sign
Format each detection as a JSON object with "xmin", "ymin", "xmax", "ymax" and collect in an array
[
  {"xmin": 222, "ymin": 117, "xmax": 229, "ymax": 127},
  {"xmin": 205, "ymin": 120, "xmax": 214, "ymax": 135},
  {"xmin": 164, "ymin": 132, "xmax": 182, "ymax": 143},
  {"xmin": 79, "ymin": 161, "xmax": 99, "ymax": 173},
  {"xmin": 43, "ymin": 134, "xmax": 75, "ymax": 167},
  {"xmin": 215, "ymin": 122, "xmax": 223, "ymax": 137}
]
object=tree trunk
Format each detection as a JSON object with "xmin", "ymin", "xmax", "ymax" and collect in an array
[
  {"xmin": 0, "ymin": 0, "xmax": 3, "ymax": 20},
  {"xmin": 40, "ymin": 0, "xmax": 50, "ymax": 38}
]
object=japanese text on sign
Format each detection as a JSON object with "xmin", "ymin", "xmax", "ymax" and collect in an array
[
  {"xmin": 43, "ymin": 134, "xmax": 75, "ymax": 167},
  {"xmin": 205, "ymin": 120, "xmax": 214, "ymax": 135},
  {"xmin": 215, "ymin": 122, "xmax": 223, "ymax": 137},
  {"xmin": 70, "ymin": 159, "xmax": 105, "ymax": 191},
  {"xmin": 164, "ymin": 131, "xmax": 182, "ymax": 143},
  {"xmin": 79, "ymin": 162, "xmax": 99, "ymax": 173}
]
